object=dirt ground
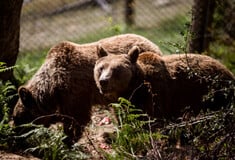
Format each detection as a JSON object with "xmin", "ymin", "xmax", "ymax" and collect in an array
[
  {"xmin": 78, "ymin": 105, "xmax": 117, "ymax": 159},
  {"xmin": 0, "ymin": 151, "xmax": 40, "ymax": 160}
]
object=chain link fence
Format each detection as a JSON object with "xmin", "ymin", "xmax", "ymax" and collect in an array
[{"xmin": 20, "ymin": 0, "xmax": 193, "ymax": 53}]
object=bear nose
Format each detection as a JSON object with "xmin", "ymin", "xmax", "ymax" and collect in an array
[{"xmin": 99, "ymin": 79, "xmax": 109, "ymax": 87}]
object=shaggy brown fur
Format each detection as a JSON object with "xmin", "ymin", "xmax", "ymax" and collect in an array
[
  {"xmin": 94, "ymin": 46, "xmax": 235, "ymax": 119},
  {"xmin": 12, "ymin": 34, "xmax": 162, "ymax": 143}
]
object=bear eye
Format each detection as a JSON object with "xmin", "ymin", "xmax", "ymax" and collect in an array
[{"xmin": 99, "ymin": 66, "xmax": 104, "ymax": 72}]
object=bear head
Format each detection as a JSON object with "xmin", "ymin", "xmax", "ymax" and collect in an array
[
  {"xmin": 12, "ymin": 86, "xmax": 46, "ymax": 125},
  {"xmin": 94, "ymin": 45, "xmax": 144, "ymax": 102}
]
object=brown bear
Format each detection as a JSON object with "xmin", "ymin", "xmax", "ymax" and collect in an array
[
  {"xmin": 94, "ymin": 46, "xmax": 235, "ymax": 120},
  {"xmin": 12, "ymin": 34, "xmax": 162, "ymax": 144}
]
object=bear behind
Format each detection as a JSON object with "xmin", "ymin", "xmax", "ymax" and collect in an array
[
  {"xmin": 140, "ymin": 53, "xmax": 235, "ymax": 118},
  {"xmin": 94, "ymin": 46, "xmax": 235, "ymax": 119}
]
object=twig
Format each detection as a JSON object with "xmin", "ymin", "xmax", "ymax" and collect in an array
[
  {"xmin": 128, "ymin": 82, "xmax": 145, "ymax": 101},
  {"xmin": 31, "ymin": 113, "xmax": 80, "ymax": 126},
  {"xmin": 148, "ymin": 116, "xmax": 162, "ymax": 160},
  {"xmin": 162, "ymin": 110, "xmax": 230, "ymax": 130}
]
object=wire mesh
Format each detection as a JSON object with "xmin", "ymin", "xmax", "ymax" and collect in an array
[{"xmin": 20, "ymin": 0, "xmax": 193, "ymax": 53}]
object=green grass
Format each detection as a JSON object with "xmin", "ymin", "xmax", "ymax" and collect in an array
[{"xmin": 209, "ymin": 41, "xmax": 235, "ymax": 73}]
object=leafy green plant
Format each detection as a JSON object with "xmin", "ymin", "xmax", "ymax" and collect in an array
[
  {"xmin": 0, "ymin": 63, "xmax": 18, "ymax": 150},
  {"xmin": 0, "ymin": 81, "xmax": 17, "ymax": 119},
  {"xmin": 0, "ymin": 121, "xmax": 89, "ymax": 159},
  {"xmin": 16, "ymin": 124, "xmax": 89, "ymax": 160},
  {"xmin": 0, "ymin": 62, "xmax": 18, "ymax": 73},
  {"xmin": 0, "ymin": 62, "xmax": 18, "ymax": 120},
  {"xmin": 107, "ymin": 98, "xmax": 167, "ymax": 159},
  {"xmin": 0, "ymin": 95, "xmax": 15, "ymax": 150}
]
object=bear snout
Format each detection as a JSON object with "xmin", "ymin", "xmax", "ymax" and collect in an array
[
  {"xmin": 99, "ymin": 77, "xmax": 111, "ymax": 94},
  {"xmin": 99, "ymin": 78, "xmax": 109, "ymax": 88},
  {"xmin": 98, "ymin": 69, "xmax": 112, "ymax": 92}
]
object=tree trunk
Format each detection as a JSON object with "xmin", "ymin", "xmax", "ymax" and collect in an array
[
  {"xmin": 188, "ymin": 0, "xmax": 215, "ymax": 53},
  {"xmin": 125, "ymin": 0, "xmax": 135, "ymax": 26},
  {"xmin": 0, "ymin": 0, "xmax": 23, "ymax": 81}
]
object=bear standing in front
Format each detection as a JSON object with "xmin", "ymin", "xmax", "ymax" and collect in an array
[
  {"xmin": 94, "ymin": 46, "xmax": 235, "ymax": 120},
  {"xmin": 12, "ymin": 34, "xmax": 162, "ymax": 144}
]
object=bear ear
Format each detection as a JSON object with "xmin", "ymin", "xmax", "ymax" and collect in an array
[
  {"xmin": 128, "ymin": 46, "xmax": 140, "ymax": 63},
  {"xmin": 18, "ymin": 86, "xmax": 34, "ymax": 108},
  {"xmin": 97, "ymin": 45, "xmax": 108, "ymax": 58}
]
